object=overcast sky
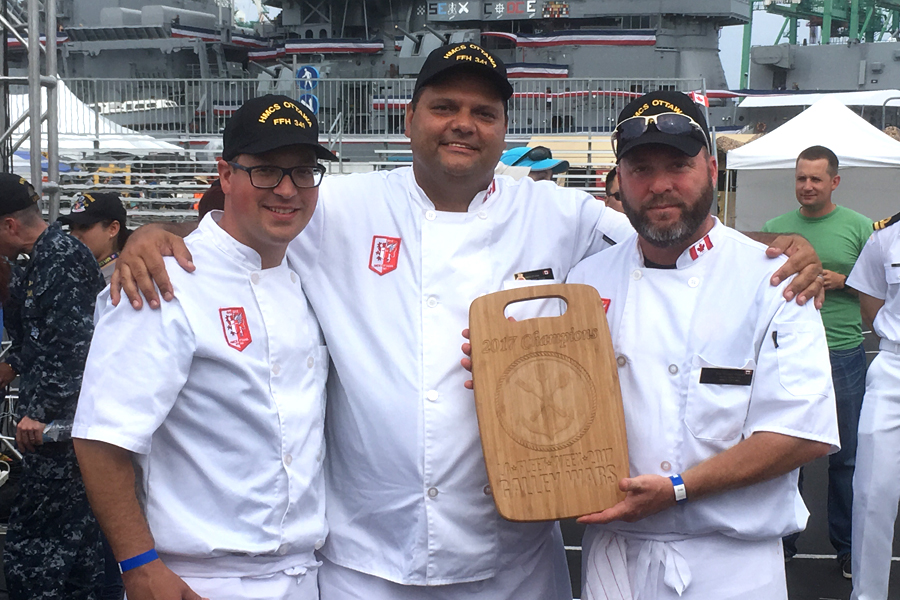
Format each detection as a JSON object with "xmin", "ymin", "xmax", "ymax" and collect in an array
[{"xmin": 233, "ymin": 2, "xmax": 792, "ymax": 90}]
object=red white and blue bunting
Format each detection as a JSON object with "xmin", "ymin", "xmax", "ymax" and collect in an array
[
  {"xmin": 284, "ymin": 39, "xmax": 384, "ymax": 54},
  {"xmin": 6, "ymin": 32, "xmax": 68, "ymax": 50},
  {"xmin": 506, "ymin": 63, "xmax": 568, "ymax": 78},
  {"xmin": 171, "ymin": 25, "xmax": 221, "ymax": 42},
  {"xmin": 482, "ymin": 29, "xmax": 655, "ymax": 47}
]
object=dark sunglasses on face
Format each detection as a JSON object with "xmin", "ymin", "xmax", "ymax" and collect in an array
[
  {"xmin": 611, "ymin": 112, "xmax": 710, "ymax": 156},
  {"xmin": 511, "ymin": 145, "xmax": 553, "ymax": 166}
]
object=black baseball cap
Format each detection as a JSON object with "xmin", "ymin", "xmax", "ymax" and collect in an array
[
  {"xmin": 222, "ymin": 95, "xmax": 338, "ymax": 162},
  {"xmin": 0, "ymin": 173, "xmax": 40, "ymax": 217},
  {"xmin": 59, "ymin": 192, "xmax": 127, "ymax": 226},
  {"xmin": 614, "ymin": 91, "xmax": 711, "ymax": 160},
  {"xmin": 414, "ymin": 43, "xmax": 513, "ymax": 100}
]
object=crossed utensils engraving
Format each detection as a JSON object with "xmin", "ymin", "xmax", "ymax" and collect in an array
[{"xmin": 513, "ymin": 362, "xmax": 576, "ymax": 439}]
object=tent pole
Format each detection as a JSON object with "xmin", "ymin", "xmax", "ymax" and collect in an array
[{"xmin": 724, "ymin": 169, "xmax": 731, "ymax": 227}]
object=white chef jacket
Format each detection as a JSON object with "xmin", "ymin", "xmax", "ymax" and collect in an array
[
  {"xmin": 289, "ymin": 167, "xmax": 633, "ymax": 585},
  {"xmin": 566, "ymin": 219, "xmax": 839, "ymax": 540},
  {"xmin": 848, "ymin": 225, "xmax": 900, "ymax": 346},
  {"xmin": 73, "ymin": 212, "xmax": 329, "ymax": 578}
]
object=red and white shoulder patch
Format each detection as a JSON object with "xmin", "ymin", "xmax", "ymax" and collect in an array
[
  {"xmin": 220, "ymin": 307, "xmax": 252, "ymax": 351},
  {"xmin": 369, "ymin": 236, "xmax": 401, "ymax": 276}
]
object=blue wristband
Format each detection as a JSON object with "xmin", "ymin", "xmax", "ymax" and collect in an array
[
  {"xmin": 118, "ymin": 548, "xmax": 159, "ymax": 574},
  {"xmin": 669, "ymin": 474, "xmax": 688, "ymax": 504}
]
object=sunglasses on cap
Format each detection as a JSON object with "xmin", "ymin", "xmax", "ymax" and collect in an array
[
  {"xmin": 510, "ymin": 146, "xmax": 553, "ymax": 166},
  {"xmin": 611, "ymin": 112, "xmax": 709, "ymax": 156}
]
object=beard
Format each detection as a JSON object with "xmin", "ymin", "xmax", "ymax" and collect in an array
[{"xmin": 620, "ymin": 178, "xmax": 715, "ymax": 249}]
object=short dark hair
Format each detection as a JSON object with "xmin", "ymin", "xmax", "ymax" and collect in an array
[
  {"xmin": 797, "ymin": 145, "xmax": 839, "ymax": 176},
  {"xmin": 98, "ymin": 218, "xmax": 131, "ymax": 252},
  {"xmin": 605, "ymin": 167, "xmax": 618, "ymax": 193}
]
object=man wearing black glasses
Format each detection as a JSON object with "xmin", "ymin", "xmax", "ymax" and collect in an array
[
  {"xmin": 73, "ymin": 96, "xmax": 334, "ymax": 600},
  {"xmin": 568, "ymin": 91, "xmax": 838, "ymax": 600}
]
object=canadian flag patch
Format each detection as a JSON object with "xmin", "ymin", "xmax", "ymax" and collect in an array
[
  {"xmin": 689, "ymin": 235, "xmax": 714, "ymax": 261},
  {"xmin": 601, "ymin": 298, "xmax": 611, "ymax": 313},
  {"xmin": 220, "ymin": 307, "xmax": 252, "ymax": 351},
  {"xmin": 369, "ymin": 236, "xmax": 401, "ymax": 276}
]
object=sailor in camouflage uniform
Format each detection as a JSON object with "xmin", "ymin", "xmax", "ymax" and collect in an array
[{"xmin": 0, "ymin": 174, "xmax": 105, "ymax": 600}]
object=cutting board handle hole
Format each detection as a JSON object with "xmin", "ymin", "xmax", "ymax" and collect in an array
[{"xmin": 503, "ymin": 298, "xmax": 568, "ymax": 321}]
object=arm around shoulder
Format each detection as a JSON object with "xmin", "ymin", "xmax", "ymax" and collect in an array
[{"xmin": 112, "ymin": 221, "xmax": 198, "ymax": 310}]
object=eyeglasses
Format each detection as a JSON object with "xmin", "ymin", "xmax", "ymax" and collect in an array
[
  {"xmin": 229, "ymin": 162, "xmax": 326, "ymax": 189},
  {"xmin": 611, "ymin": 113, "xmax": 709, "ymax": 156},
  {"xmin": 510, "ymin": 146, "xmax": 552, "ymax": 166},
  {"xmin": 607, "ymin": 192, "xmax": 620, "ymax": 201}
]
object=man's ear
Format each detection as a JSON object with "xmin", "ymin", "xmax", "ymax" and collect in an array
[
  {"xmin": 832, "ymin": 174, "xmax": 841, "ymax": 190},
  {"xmin": 217, "ymin": 159, "xmax": 233, "ymax": 194},
  {"xmin": 707, "ymin": 153, "xmax": 718, "ymax": 182},
  {"xmin": 404, "ymin": 105, "xmax": 414, "ymax": 139},
  {"xmin": 1, "ymin": 216, "xmax": 17, "ymax": 236}
]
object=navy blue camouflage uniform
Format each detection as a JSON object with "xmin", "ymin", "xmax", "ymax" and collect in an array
[{"xmin": 2, "ymin": 221, "xmax": 106, "ymax": 600}]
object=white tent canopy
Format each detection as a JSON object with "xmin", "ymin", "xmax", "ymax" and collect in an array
[
  {"xmin": 738, "ymin": 89, "xmax": 900, "ymax": 109},
  {"xmin": 726, "ymin": 97, "xmax": 900, "ymax": 230},
  {"xmin": 8, "ymin": 82, "xmax": 184, "ymax": 157}
]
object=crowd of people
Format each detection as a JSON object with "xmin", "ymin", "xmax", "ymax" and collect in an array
[{"xmin": 0, "ymin": 41, "xmax": 896, "ymax": 600}]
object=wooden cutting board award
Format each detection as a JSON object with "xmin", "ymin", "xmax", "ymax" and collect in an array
[{"xmin": 469, "ymin": 283, "xmax": 629, "ymax": 522}]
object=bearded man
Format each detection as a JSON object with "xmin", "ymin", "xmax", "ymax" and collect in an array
[{"xmin": 566, "ymin": 91, "xmax": 840, "ymax": 600}]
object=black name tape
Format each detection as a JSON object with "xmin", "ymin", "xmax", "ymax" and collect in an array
[
  {"xmin": 514, "ymin": 268, "xmax": 554, "ymax": 281},
  {"xmin": 699, "ymin": 368, "xmax": 754, "ymax": 386}
]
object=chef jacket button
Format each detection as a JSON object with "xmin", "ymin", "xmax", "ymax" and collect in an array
[
  {"xmin": 272, "ymin": 363, "xmax": 281, "ymax": 375},
  {"xmin": 632, "ymin": 270, "xmax": 642, "ymax": 281},
  {"xmin": 314, "ymin": 539, "xmax": 325, "ymax": 550},
  {"xmin": 284, "ymin": 454, "xmax": 293, "ymax": 466},
  {"xmin": 688, "ymin": 277, "xmax": 700, "ymax": 288},
  {"xmin": 290, "ymin": 272, "xmax": 298, "ymax": 284},
  {"xmin": 307, "ymin": 356, "xmax": 315, "ymax": 369},
  {"xmin": 426, "ymin": 390, "xmax": 439, "ymax": 402},
  {"xmin": 427, "ymin": 487, "xmax": 439, "ymax": 498},
  {"xmin": 483, "ymin": 485, "xmax": 492, "ymax": 495},
  {"xmin": 425, "ymin": 210, "xmax": 437, "ymax": 221},
  {"xmin": 616, "ymin": 355, "xmax": 626, "ymax": 367},
  {"xmin": 426, "ymin": 296, "xmax": 439, "ymax": 308},
  {"xmin": 251, "ymin": 272, "xmax": 260, "ymax": 285},
  {"xmin": 477, "ymin": 211, "xmax": 488, "ymax": 220},
  {"xmin": 668, "ymin": 364, "xmax": 678, "ymax": 375},
  {"xmin": 660, "ymin": 461, "xmax": 672, "ymax": 472},
  {"xmin": 277, "ymin": 543, "xmax": 289, "ymax": 555}
]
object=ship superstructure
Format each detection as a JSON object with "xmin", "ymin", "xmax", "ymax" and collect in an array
[{"xmin": 4, "ymin": 0, "xmax": 747, "ymax": 130}]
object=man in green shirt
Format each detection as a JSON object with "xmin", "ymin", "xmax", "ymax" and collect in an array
[{"xmin": 763, "ymin": 145, "xmax": 872, "ymax": 580}]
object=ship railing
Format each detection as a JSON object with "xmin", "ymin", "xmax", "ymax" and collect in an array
[
  {"xmin": 51, "ymin": 76, "xmax": 706, "ymax": 138},
  {"xmin": 19, "ymin": 76, "xmax": 703, "ymax": 211}
]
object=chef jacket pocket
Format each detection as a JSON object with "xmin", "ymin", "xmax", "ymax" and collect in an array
[
  {"xmin": 686, "ymin": 356, "xmax": 755, "ymax": 441},
  {"xmin": 773, "ymin": 322, "xmax": 825, "ymax": 396},
  {"xmin": 886, "ymin": 260, "xmax": 900, "ymax": 287},
  {"xmin": 501, "ymin": 278, "xmax": 563, "ymax": 320}
]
